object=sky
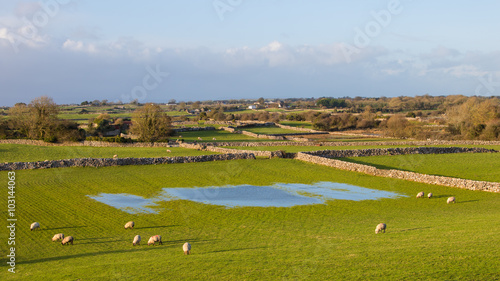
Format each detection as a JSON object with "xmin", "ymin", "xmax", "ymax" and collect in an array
[{"xmin": 1, "ymin": 0, "xmax": 500, "ymax": 106}]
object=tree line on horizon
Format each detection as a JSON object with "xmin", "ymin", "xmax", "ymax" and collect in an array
[{"xmin": 0, "ymin": 95, "xmax": 499, "ymax": 141}]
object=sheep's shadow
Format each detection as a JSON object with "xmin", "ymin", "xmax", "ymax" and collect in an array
[
  {"xmin": 77, "ymin": 239, "xmax": 128, "ymax": 245},
  {"xmin": 136, "ymin": 225, "xmax": 179, "ymax": 229},
  {"xmin": 164, "ymin": 238, "xmax": 217, "ymax": 245},
  {"xmin": 20, "ymin": 246, "xmax": 166, "ymax": 265},
  {"xmin": 209, "ymin": 246, "xmax": 267, "ymax": 254},
  {"xmin": 78, "ymin": 237, "xmax": 116, "ymax": 241},
  {"xmin": 44, "ymin": 226, "xmax": 88, "ymax": 231},
  {"xmin": 456, "ymin": 200, "xmax": 478, "ymax": 204},
  {"xmin": 396, "ymin": 226, "xmax": 432, "ymax": 233},
  {"xmin": 432, "ymin": 195, "xmax": 454, "ymax": 199}
]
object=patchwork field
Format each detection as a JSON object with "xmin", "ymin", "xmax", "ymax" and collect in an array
[
  {"xmin": 1, "ymin": 156, "xmax": 499, "ymax": 280},
  {"xmin": 340, "ymin": 152, "xmax": 500, "ymax": 183},
  {"xmin": 0, "ymin": 144, "xmax": 218, "ymax": 163}
]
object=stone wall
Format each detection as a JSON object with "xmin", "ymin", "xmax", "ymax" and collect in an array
[
  {"xmin": 306, "ymin": 147, "xmax": 497, "ymax": 158},
  {"xmin": 179, "ymin": 143, "xmax": 285, "ymax": 158},
  {"xmin": 0, "ymin": 153, "xmax": 256, "ymax": 171},
  {"xmin": 296, "ymin": 151, "xmax": 500, "ymax": 193},
  {"xmin": 173, "ymin": 127, "xmax": 216, "ymax": 133}
]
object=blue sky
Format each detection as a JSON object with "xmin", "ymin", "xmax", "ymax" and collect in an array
[{"xmin": 1, "ymin": 0, "xmax": 499, "ymax": 106}]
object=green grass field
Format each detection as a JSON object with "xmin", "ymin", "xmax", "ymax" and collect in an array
[
  {"xmin": 1, "ymin": 158, "xmax": 499, "ymax": 280},
  {"xmin": 241, "ymin": 126, "xmax": 302, "ymax": 135},
  {"xmin": 341, "ymin": 152, "xmax": 500, "ymax": 182},
  {"xmin": 173, "ymin": 130, "xmax": 266, "ymax": 142},
  {"xmin": 279, "ymin": 121, "xmax": 314, "ymax": 129},
  {"xmin": 0, "ymin": 144, "xmax": 217, "ymax": 163}
]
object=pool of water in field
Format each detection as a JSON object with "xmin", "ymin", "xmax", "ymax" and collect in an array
[{"xmin": 88, "ymin": 182, "xmax": 405, "ymax": 213}]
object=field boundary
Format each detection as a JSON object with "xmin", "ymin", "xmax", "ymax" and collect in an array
[{"xmin": 0, "ymin": 153, "xmax": 256, "ymax": 171}]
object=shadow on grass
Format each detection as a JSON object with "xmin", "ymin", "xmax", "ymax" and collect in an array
[
  {"xmin": 457, "ymin": 200, "xmax": 479, "ymax": 204},
  {"xmin": 433, "ymin": 195, "xmax": 454, "ymax": 199},
  {"xmin": 44, "ymin": 226, "xmax": 88, "ymax": 231},
  {"xmin": 396, "ymin": 226, "xmax": 432, "ymax": 233},
  {"xmin": 209, "ymin": 246, "xmax": 267, "ymax": 254},
  {"xmin": 20, "ymin": 246, "xmax": 167, "ymax": 265},
  {"xmin": 136, "ymin": 225, "xmax": 179, "ymax": 229}
]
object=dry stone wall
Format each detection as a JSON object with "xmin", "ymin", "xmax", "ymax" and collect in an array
[
  {"xmin": 0, "ymin": 153, "xmax": 256, "ymax": 171},
  {"xmin": 307, "ymin": 147, "xmax": 497, "ymax": 158}
]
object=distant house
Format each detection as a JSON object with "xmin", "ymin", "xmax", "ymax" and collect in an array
[
  {"xmin": 248, "ymin": 105, "xmax": 258, "ymax": 110},
  {"xmin": 266, "ymin": 101, "xmax": 285, "ymax": 108}
]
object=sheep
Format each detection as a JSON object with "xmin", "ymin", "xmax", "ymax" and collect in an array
[
  {"xmin": 197, "ymin": 137, "xmax": 202, "ymax": 141},
  {"xmin": 61, "ymin": 236, "xmax": 74, "ymax": 245},
  {"xmin": 52, "ymin": 233, "xmax": 64, "ymax": 242},
  {"xmin": 183, "ymin": 242, "xmax": 191, "ymax": 255},
  {"xmin": 124, "ymin": 221, "xmax": 135, "ymax": 229},
  {"xmin": 212, "ymin": 137, "xmax": 216, "ymax": 140},
  {"xmin": 133, "ymin": 235, "xmax": 141, "ymax": 246},
  {"xmin": 447, "ymin": 197, "xmax": 456, "ymax": 204},
  {"xmin": 375, "ymin": 223, "xmax": 386, "ymax": 234},
  {"xmin": 30, "ymin": 222, "xmax": 40, "ymax": 231},
  {"xmin": 113, "ymin": 155, "xmax": 118, "ymax": 159},
  {"xmin": 416, "ymin": 191, "xmax": 425, "ymax": 198},
  {"xmin": 428, "ymin": 193, "xmax": 433, "ymax": 199},
  {"xmin": 179, "ymin": 135, "xmax": 182, "ymax": 138},
  {"xmin": 166, "ymin": 149, "xmax": 172, "ymax": 153},
  {"xmin": 148, "ymin": 235, "xmax": 162, "ymax": 246}
]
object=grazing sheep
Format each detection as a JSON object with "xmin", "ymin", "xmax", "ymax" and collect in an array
[
  {"xmin": 52, "ymin": 233, "xmax": 64, "ymax": 242},
  {"xmin": 30, "ymin": 222, "xmax": 40, "ymax": 231},
  {"xmin": 124, "ymin": 221, "xmax": 135, "ymax": 229},
  {"xmin": 113, "ymin": 155, "xmax": 118, "ymax": 159},
  {"xmin": 61, "ymin": 236, "xmax": 74, "ymax": 245},
  {"xmin": 416, "ymin": 191, "xmax": 425, "ymax": 198},
  {"xmin": 447, "ymin": 197, "xmax": 456, "ymax": 204},
  {"xmin": 166, "ymin": 149, "xmax": 171, "ymax": 153},
  {"xmin": 375, "ymin": 223, "xmax": 386, "ymax": 234},
  {"xmin": 148, "ymin": 235, "xmax": 162, "ymax": 246},
  {"xmin": 133, "ymin": 235, "xmax": 141, "ymax": 246},
  {"xmin": 197, "ymin": 137, "xmax": 202, "ymax": 141},
  {"xmin": 428, "ymin": 193, "xmax": 433, "ymax": 199},
  {"xmin": 212, "ymin": 137, "xmax": 216, "ymax": 140},
  {"xmin": 183, "ymin": 242, "xmax": 191, "ymax": 255}
]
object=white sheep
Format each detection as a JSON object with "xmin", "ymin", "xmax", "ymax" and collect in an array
[
  {"xmin": 133, "ymin": 235, "xmax": 141, "ymax": 246},
  {"xmin": 30, "ymin": 222, "xmax": 40, "ymax": 231},
  {"xmin": 166, "ymin": 149, "xmax": 172, "ymax": 153},
  {"xmin": 212, "ymin": 137, "xmax": 216, "ymax": 140},
  {"xmin": 183, "ymin": 242, "xmax": 191, "ymax": 255},
  {"xmin": 52, "ymin": 233, "xmax": 64, "ymax": 242},
  {"xmin": 197, "ymin": 137, "xmax": 202, "ymax": 141},
  {"xmin": 148, "ymin": 235, "xmax": 162, "ymax": 246},
  {"xmin": 447, "ymin": 197, "xmax": 456, "ymax": 204},
  {"xmin": 61, "ymin": 236, "xmax": 74, "ymax": 245},
  {"xmin": 427, "ymin": 193, "xmax": 433, "ymax": 199},
  {"xmin": 375, "ymin": 223, "xmax": 386, "ymax": 234},
  {"xmin": 113, "ymin": 155, "xmax": 118, "ymax": 159},
  {"xmin": 416, "ymin": 191, "xmax": 424, "ymax": 198},
  {"xmin": 124, "ymin": 221, "xmax": 135, "ymax": 229}
]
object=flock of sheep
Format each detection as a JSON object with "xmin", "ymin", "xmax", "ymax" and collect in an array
[
  {"xmin": 375, "ymin": 192, "xmax": 456, "ymax": 234},
  {"xmin": 29, "ymin": 220, "xmax": 192, "ymax": 254}
]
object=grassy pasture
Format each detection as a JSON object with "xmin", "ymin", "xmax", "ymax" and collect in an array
[
  {"xmin": 341, "ymin": 152, "xmax": 500, "ymax": 182},
  {"xmin": 0, "ymin": 144, "xmax": 217, "ymax": 163},
  {"xmin": 241, "ymin": 126, "xmax": 303, "ymax": 135},
  {"xmin": 173, "ymin": 130, "xmax": 264, "ymax": 142},
  {"xmin": 279, "ymin": 121, "xmax": 314, "ymax": 129},
  {"xmin": 0, "ymin": 159, "xmax": 499, "ymax": 280}
]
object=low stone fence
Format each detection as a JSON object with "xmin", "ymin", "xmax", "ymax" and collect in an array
[
  {"xmin": 276, "ymin": 123, "xmax": 318, "ymax": 133},
  {"xmin": 307, "ymin": 147, "xmax": 497, "ymax": 158},
  {"xmin": 0, "ymin": 153, "xmax": 256, "ymax": 171},
  {"xmin": 173, "ymin": 126, "xmax": 216, "ymax": 133},
  {"xmin": 206, "ymin": 140, "xmax": 500, "ymax": 147},
  {"xmin": 179, "ymin": 143, "xmax": 285, "ymax": 158},
  {"xmin": 296, "ymin": 150, "xmax": 500, "ymax": 193}
]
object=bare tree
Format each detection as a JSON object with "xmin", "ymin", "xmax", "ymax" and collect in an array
[{"xmin": 130, "ymin": 103, "xmax": 172, "ymax": 142}]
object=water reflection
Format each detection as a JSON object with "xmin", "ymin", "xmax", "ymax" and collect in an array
[{"xmin": 88, "ymin": 182, "xmax": 405, "ymax": 213}]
